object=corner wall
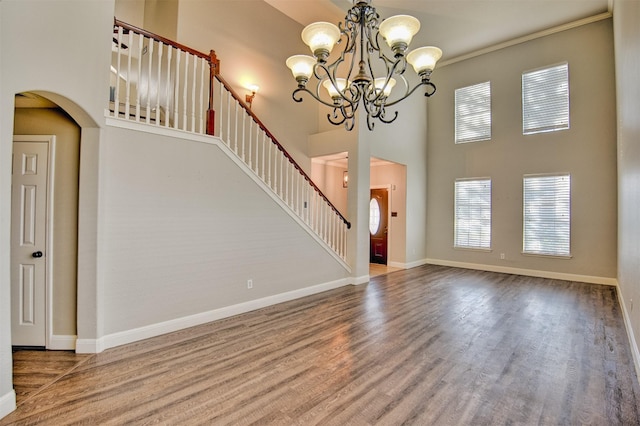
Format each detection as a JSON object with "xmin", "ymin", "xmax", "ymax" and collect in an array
[
  {"xmin": 426, "ymin": 19, "xmax": 617, "ymax": 283},
  {"xmin": 614, "ymin": 0, "xmax": 640, "ymax": 375},
  {"xmin": 0, "ymin": 0, "xmax": 115, "ymax": 418}
]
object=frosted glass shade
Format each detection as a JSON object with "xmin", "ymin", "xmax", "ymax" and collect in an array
[
  {"xmin": 322, "ymin": 78, "xmax": 349, "ymax": 98},
  {"xmin": 373, "ymin": 77, "xmax": 396, "ymax": 97},
  {"xmin": 286, "ymin": 55, "xmax": 317, "ymax": 81},
  {"xmin": 301, "ymin": 22, "xmax": 341, "ymax": 56},
  {"xmin": 379, "ymin": 15, "xmax": 420, "ymax": 50},
  {"xmin": 407, "ymin": 46, "xmax": 443, "ymax": 75}
]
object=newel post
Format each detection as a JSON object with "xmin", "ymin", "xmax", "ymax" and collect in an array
[{"xmin": 206, "ymin": 50, "xmax": 220, "ymax": 135}]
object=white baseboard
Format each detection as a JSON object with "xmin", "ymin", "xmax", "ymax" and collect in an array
[
  {"xmin": 425, "ymin": 258, "xmax": 618, "ymax": 286},
  {"xmin": 0, "ymin": 390, "xmax": 16, "ymax": 421},
  {"xmin": 77, "ymin": 277, "xmax": 351, "ymax": 354},
  {"xmin": 48, "ymin": 335, "xmax": 76, "ymax": 350},
  {"xmin": 388, "ymin": 259, "xmax": 429, "ymax": 270},
  {"xmin": 352, "ymin": 275, "xmax": 370, "ymax": 285},
  {"xmin": 75, "ymin": 338, "xmax": 104, "ymax": 354},
  {"xmin": 617, "ymin": 286, "xmax": 640, "ymax": 380}
]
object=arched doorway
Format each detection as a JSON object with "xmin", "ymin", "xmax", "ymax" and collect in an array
[{"xmin": 11, "ymin": 93, "xmax": 80, "ymax": 349}]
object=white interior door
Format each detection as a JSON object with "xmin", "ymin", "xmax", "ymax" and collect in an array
[{"xmin": 11, "ymin": 139, "xmax": 50, "ymax": 347}]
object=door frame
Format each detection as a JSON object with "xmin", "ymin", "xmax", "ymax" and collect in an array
[
  {"xmin": 12, "ymin": 135, "xmax": 56, "ymax": 349},
  {"xmin": 370, "ymin": 184, "xmax": 392, "ymax": 264}
]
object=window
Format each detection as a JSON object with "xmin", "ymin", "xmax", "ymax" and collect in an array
[
  {"xmin": 454, "ymin": 178, "xmax": 491, "ymax": 249},
  {"xmin": 455, "ymin": 81, "xmax": 491, "ymax": 143},
  {"xmin": 369, "ymin": 198, "xmax": 381, "ymax": 234},
  {"xmin": 523, "ymin": 174, "xmax": 571, "ymax": 256},
  {"xmin": 522, "ymin": 63, "xmax": 569, "ymax": 134}
]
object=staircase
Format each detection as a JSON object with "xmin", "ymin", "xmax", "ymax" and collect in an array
[{"xmin": 109, "ymin": 19, "xmax": 350, "ymax": 264}]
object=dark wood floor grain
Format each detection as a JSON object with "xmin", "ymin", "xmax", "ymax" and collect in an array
[{"xmin": 3, "ymin": 265, "xmax": 639, "ymax": 425}]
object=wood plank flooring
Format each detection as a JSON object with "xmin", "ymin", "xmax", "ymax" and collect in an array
[{"xmin": 2, "ymin": 265, "xmax": 639, "ymax": 425}]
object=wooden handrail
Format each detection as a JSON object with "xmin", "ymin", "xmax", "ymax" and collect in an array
[
  {"xmin": 113, "ymin": 18, "xmax": 350, "ymax": 229},
  {"xmin": 115, "ymin": 19, "xmax": 209, "ymax": 60}
]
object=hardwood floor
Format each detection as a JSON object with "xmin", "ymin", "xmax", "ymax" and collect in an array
[{"xmin": 3, "ymin": 265, "xmax": 639, "ymax": 425}]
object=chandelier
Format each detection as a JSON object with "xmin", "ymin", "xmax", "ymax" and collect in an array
[{"xmin": 285, "ymin": 0, "xmax": 442, "ymax": 131}]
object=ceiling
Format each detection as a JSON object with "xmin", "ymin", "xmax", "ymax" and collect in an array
[{"xmin": 265, "ymin": 0, "xmax": 611, "ymax": 59}]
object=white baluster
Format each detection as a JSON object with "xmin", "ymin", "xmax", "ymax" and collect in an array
[
  {"xmin": 165, "ymin": 46, "xmax": 172, "ymax": 128},
  {"xmin": 174, "ymin": 49, "xmax": 181, "ymax": 129},
  {"xmin": 284, "ymin": 161, "xmax": 289, "ymax": 205},
  {"xmin": 199, "ymin": 57, "xmax": 206, "ymax": 133},
  {"xmin": 136, "ymin": 34, "xmax": 143, "ymax": 121},
  {"xmin": 278, "ymin": 155, "xmax": 285, "ymax": 198},
  {"xmin": 232, "ymin": 97, "xmax": 237, "ymax": 151},
  {"xmin": 146, "ymin": 38, "xmax": 153, "ymax": 124},
  {"xmin": 113, "ymin": 26, "xmax": 123, "ymax": 118},
  {"xmin": 182, "ymin": 54, "xmax": 189, "ymax": 131},
  {"xmin": 261, "ymin": 132, "xmax": 266, "ymax": 181},
  {"xmin": 241, "ymin": 107, "xmax": 246, "ymax": 161},
  {"xmin": 125, "ymin": 29, "xmax": 134, "ymax": 119},
  {"xmin": 191, "ymin": 54, "xmax": 197, "ymax": 132},
  {"xmin": 226, "ymin": 91, "xmax": 231, "ymax": 147},
  {"xmin": 267, "ymin": 139, "xmax": 272, "ymax": 187},
  {"xmin": 248, "ymin": 119, "xmax": 253, "ymax": 169},
  {"xmin": 155, "ymin": 41, "xmax": 162, "ymax": 127}
]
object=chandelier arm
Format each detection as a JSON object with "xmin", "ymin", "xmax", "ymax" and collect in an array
[
  {"xmin": 326, "ymin": 103, "xmax": 356, "ymax": 131},
  {"xmin": 366, "ymin": 113, "xmax": 375, "ymax": 131},
  {"xmin": 366, "ymin": 7, "xmax": 381, "ymax": 52},
  {"xmin": 292, "ymin": 87, "xmax": 352, "ymax": 109},
  {"xmin": 377, "ymin": 109, "xmax": 398, "ymax": 124},
  {"xmin": 384, "ymin": 81, "xmax": 437, "ymax": 107},
  {"xmin": 364, "ymin": 57, "xmax": 406, "ymax": 104}
]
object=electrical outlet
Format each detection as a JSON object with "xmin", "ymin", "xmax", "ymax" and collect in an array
[
  {"xmin": 500, "ymin": 253, "xmax": 505, "ymax": 260},
  {"xmin": 631, "ymin": 299, "xmax": 634, "ymax": 312},
  {"xmin": 247, "ymin": 279, "xmax": 253, "ymax": 289}
]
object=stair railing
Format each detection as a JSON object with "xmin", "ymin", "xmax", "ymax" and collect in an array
[{"xmin": 110, "ymin": 19, "xmax": 350, "ymax": 261}]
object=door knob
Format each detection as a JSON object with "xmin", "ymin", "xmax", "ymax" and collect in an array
[{"xmin": 32, "ymin": 251, "xmax": 43, "ymax": 258}]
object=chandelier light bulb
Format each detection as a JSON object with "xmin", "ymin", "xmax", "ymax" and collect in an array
[
  {"xmin": 407, "ymin": 46, "xmax": 443, "ymax": 78},
  {"xmin": 322, "ymin": 78, "xmax": 349, "ymax": 98},
  {"xmin": 286, "ymin": 55, "xmax": 317, "ymax": 85},
  {"xmin": 373, "ymin": 77, "xmax": 396, "ymax": 97},
  {"xmin": 301, "ymin": 22, "xmax": 341, "ymax": 61},
  {"xmin": 378, "ymin": 15, "xmax": 420, "ymax": 54}
]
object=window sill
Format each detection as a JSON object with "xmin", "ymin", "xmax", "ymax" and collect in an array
[
  {"xmin": 454, "ymin": 246, "xmax": 492, "ymax": 253},
  {"xmin": 521, "ymin": 251, "xmax": 572, "ymax": 260}
]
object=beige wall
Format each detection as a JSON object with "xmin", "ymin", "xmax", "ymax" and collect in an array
[
  {"xmin": 144, "ymin": 0, "xmax": 178, "ymax": 40},
  {"xmin": 310, "ymin": 161, "xmax": 348, "ymax": 215},
  {"xmin": 426, "ymin": 19, "xmax": 617, "ymax": 281},
  {"xmin": 100, "ymin": 125, "xmax": 349, "ymax": 335},
  {"xmin": 114, "ymin": 0, "xmax": 145, "ymax": 27},
  {"xmin": 175, "ymin": 0, "xmax": 319, "ymax": 173},
  {"xmin": 614, "ymin": 0, "xmax": 640, "ymax": 373},
  {"xmin": 13, "ymin": 107, "xmax": 80, "ymax": 336}
]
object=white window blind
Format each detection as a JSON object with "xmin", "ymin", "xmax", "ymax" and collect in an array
[
  {"xmin": 523, "ymin": 174, "xmax": 571, "ymax": 256},
  {"xmin": 455, "ymin": 178, "xmax": 491, "ymax": 249},
  {"xmin": 455, "ymin": 81, "xmax": 491, "ymax": 143},
  {"xmin": 522, "ymin": 63, "xmax": 569, "ymax": 135}
]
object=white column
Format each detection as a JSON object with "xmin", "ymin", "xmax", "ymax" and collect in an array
[{"xmin": 347, "ymin": 117, "xmax": 371, "ymax": 284}]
